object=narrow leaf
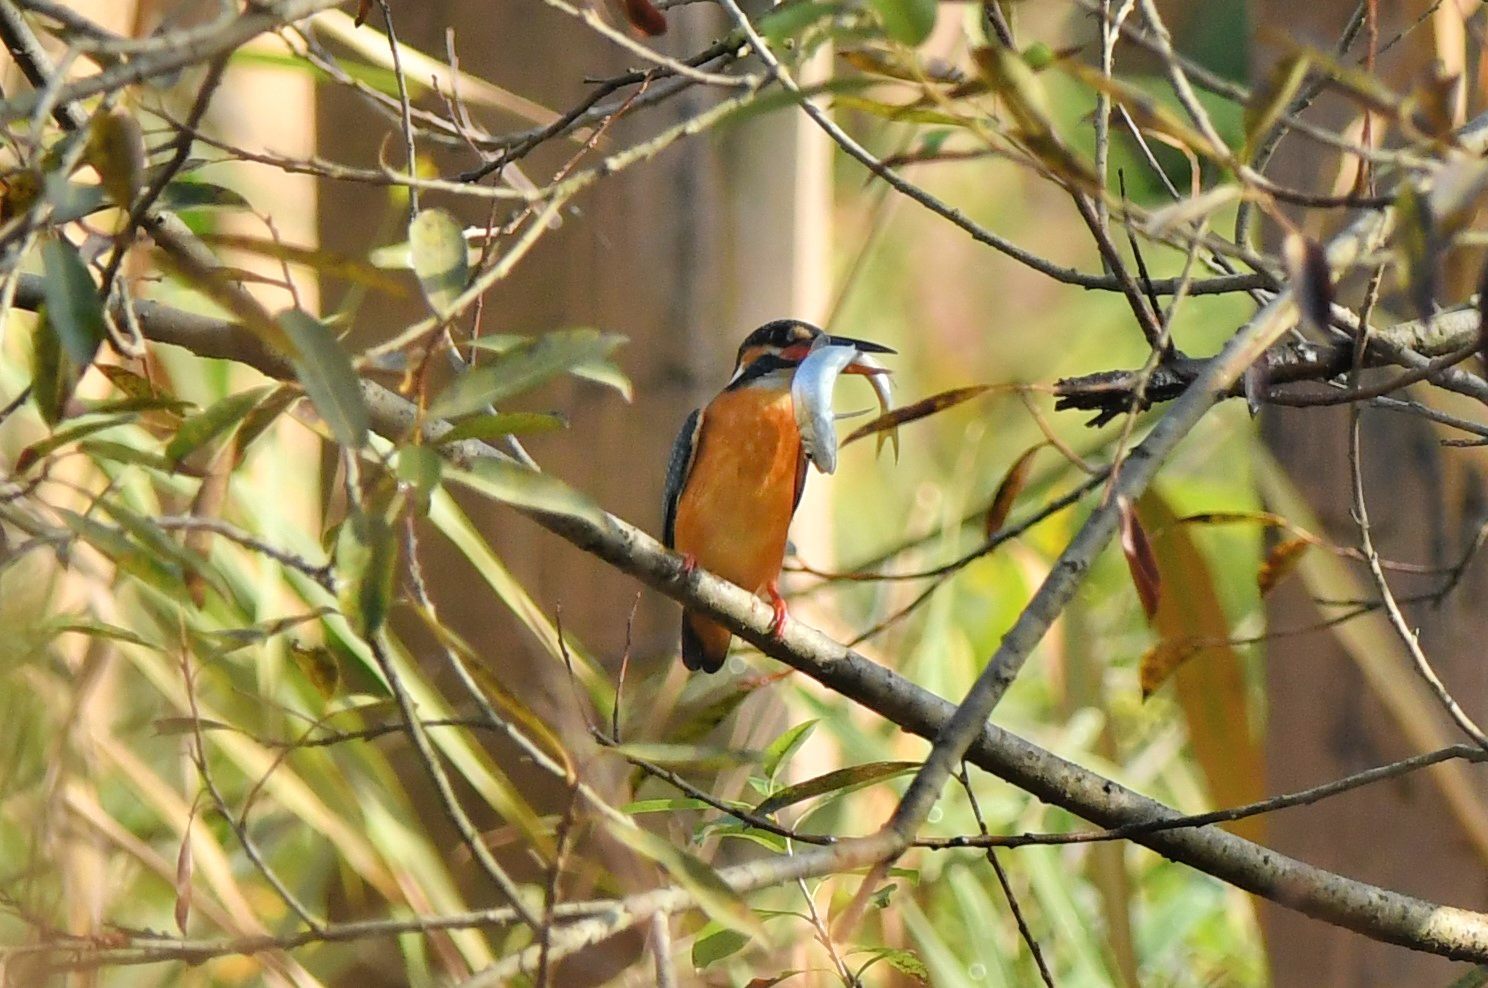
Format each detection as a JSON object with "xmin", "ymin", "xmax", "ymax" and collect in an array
[
  {"xmin": 159, "ymin": 180, "xmax": 250, "ymax": 212},
  {"xmin": 433, "ymin": 411, "xmax": 568, "ymax": 445},
  {"xmin": 1394, "ymin": 183, "xmax": 1440, "ymax": 320},
  {"xmin": 429, "ymin": 329, "xmax": 626, "ymax": 419},
  {"xmin": 396, "ymin": 444, "xmax": 443, "ymax": 514},
  {"xmin": 444, "ymin": 458, "xmax": 604, "ymax": 526},
  {"xmin": 762, "ymin": 720, "xmax": 818, "ymax": 780},
  {"xmin": 1140, "ymin": 491, "xmax": 1265, "ymax": 842},
  {"xmin": 754, "ymin": 761, "xmax": 917, "ymax": 816},
  {"xmin": 174, "ymin": 807, "xmax": 196, "ymax": 935},
  {"xmin": 1118, "ymin": 496, "xmax": 1160, "ymax": 620},
  {"xmin": 166, "ymin": 387, "xmax": 271, "ymax": 466},
  {"xmin": 984, "ymin": 441, "xmax": 1046, "ymax": 537},
  {"xmin": 843, "ymin": 385, "xmax": 990, "ymax": 447},
  {"xmin": 41, "ymin": 236, "xmax": 106, "ymax": 369},
  {"xmin": 409, "ymin": 207, "xmax": 469, "ymax": 318},
  {"xmin": 16, "ymin": 414, "xmax": 133, "ymax": 473},
  {"xmin": 278, "ymin": 309, "xmax": 369, "ymax": 448},
  {"xmin": 1243, "ymin": 54, "xmax": 1308, "ymax": 159},
  {"xmin": 336, "ymin": 509, "xmax": 398, "ymax": 636}
]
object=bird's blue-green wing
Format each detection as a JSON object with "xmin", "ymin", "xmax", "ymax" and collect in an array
[{"xmin": 662, "ymin": 407, "xmax": 702, "ymax": 549}]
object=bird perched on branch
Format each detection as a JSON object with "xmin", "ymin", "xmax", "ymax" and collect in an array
[{"xmin": 662, "ymin": 319, "xmax": 894, "ymax": 673}]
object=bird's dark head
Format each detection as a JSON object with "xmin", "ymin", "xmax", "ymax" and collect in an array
[{"xmin": 727, "ymin": 319, "xmax": 894, "ymax": 390}]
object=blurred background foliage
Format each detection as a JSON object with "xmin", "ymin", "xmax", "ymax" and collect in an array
[{"xmin": 4, "ymin": 0, "xmax": 1484, "ymax": 985}]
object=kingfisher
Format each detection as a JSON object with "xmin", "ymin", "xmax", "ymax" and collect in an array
[{"xmin": 662, "ymin": 319, "xmax": 894, "ymax": 673}]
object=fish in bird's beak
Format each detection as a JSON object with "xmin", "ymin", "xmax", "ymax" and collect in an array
[{"xmin": 790, "ymin": 334, "xmax": 898, "ymax": 474}]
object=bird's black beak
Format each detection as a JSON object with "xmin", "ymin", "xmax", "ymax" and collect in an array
[{"xmin": 825, "ymin": 334, "xmax": 896, "ymax": 355}]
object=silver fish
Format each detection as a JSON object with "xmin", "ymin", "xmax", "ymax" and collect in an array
[{"xmin": 791, "ymin": 342, "xmax": 897, "ymax": 474}]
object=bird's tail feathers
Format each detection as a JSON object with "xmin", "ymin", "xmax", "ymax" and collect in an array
[{"xmin": 681, "ymin": 612, "xmax": 731, "ymax": 673}]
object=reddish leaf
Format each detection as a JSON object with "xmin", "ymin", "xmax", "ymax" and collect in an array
[
  {"xmin": 354, "ymin": 0, "xmax": 372, "ymax": 26},
  {"xmin": 1118, "ymin": 496, "xmax": 1160, "ymax": 620},
  {"xmin": 1258, "ymin": 536, "xmax": 1311, "ymax": 596},
  {"xmin": 843, "ymin": 385, "xmax": 991, "ymax": 447},
  {"xmin": 621, "ymin": 0, "xmax": 667, "ymax": 36},
  {"xmin": 984, "ymin": 442, "xmax": 1047, "ymax": 537},
  {"xmin": 1282, "ymin": 231, "xmax": 1332, "ymax": 336}
]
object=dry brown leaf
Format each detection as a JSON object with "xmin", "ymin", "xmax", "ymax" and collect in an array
[
  {"xmin": 1258, "ymin": 536, "xmax": 1312, "ymax": 596},
  {"xmin": 984, "ymin": 442, "xmax": 1047, "ymax": 538},
  {"xmin": 1138, "ymin": 637, "xmax": 1201, "ymax": 700},
  {"xmin": 843, "ymin": 385, "xmax": 993, "ymax": 447},
  {"xmin": 174, "ymin": 804, "xmax": 196, "ymax": 935}
]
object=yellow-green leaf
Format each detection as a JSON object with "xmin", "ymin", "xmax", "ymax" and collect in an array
[
  {"xmin": 430, "ymin": 329, "xmax": 626, "ymax": 419},
  {"xmin": 444, "ymin": 458, "xmax": 604, "ymax": 526},
  {"xmin": 278, "ymin": 309, "xmax": 369, "ymax": 448},
  {"xmin": 754, "ymin": 761, "xmax": 918, "ymax": 817},
  {"xmin": 409, "ymin": 207, "xmax": 469, "ymax": 318},
  {"xmin": 1140, "ymin": 491, "xmax": 1264, "ymax": 842}
]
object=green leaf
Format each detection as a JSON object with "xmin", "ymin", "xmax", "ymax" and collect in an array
[
  {"xmin": 80, "ymin": 439, "xmax": 173, "ymax": 472},
  {"xmin": 15, "ymin": 414, "xmax": 133, "ymax": 473},
  {"xmin": 433, "ymin": 411, "xmax": 568, "ymax": 446},
  {"xmin": 1243, "ymin": 53, "xmax": 1308, "ymax": 160},
  {"xmin": 41, "ymin": 236, "xmax": 106, "ymax": 368},
  {"xmin": 605, "ymin": 821, "xmax": 763, "ymax": 938},
  {"xmin": 667, "ymin": 682, "xmax": 758, "ymax": 747},
  {"xmin": 233, "ymin": 386, "xmax": 299, "ymax": 453},
  {"xmin": 758, "ymin": 1, "xmax": 837, "ymax": 45},
  {"xmin": 428, "ymin": 329, "xmax": 626, "ymax": 419},
  {"xmin": 86, "ymin": 110, "xmax": 146, "ymax": 207},
  {"xmin": 396, "ymin": 444, "xmax": 443, "ymax": 514},
  {"xmin": 99, "ymin": 499, "xmax": 221, "ymax": 602},
  {"xmin": 158, "ymin": 179, "xmax": 250, "ymax": 212},
  {"xmin": 336, "ymin": 509, "xmax": 398, "ymax": 636},
  {"xmin": 277, "ymin": 309, "xmax": 368, "ymax": 448},
  {"xmin": 56, "ymin": 508, "xmax": 183, "ymax": 591},
  {"xmin": 869, "ymin": 0, "xmax": 936, "ymax": 46},
  {"xmin": 48, "ymin": 616, "xmax": 156, "ymax": 648},
  {"xmin": 165, "ymin": 386, "xmax": 271, "ymax": 466},
  {"xmin": 444, "ymin": 458, "xmax": 604, "ymax": 526},
  {"xmin": 622, "ymin": 797, "xmax": 716, "ymax": 814},
  {"xmin": 852, "ymin": 946, "xmax": 929, "ymax": 983},
  {"xmin": 692, "ymin": 921, "xmax": 752, "ymax": 968},
  {"xmin": 754, "ymin": 761, "xmax": 917, "ymax": 816},
  {"xmin": 409, "ymin": 207, "xmax": 469, "ymax": 317},
  {"xmin": 31, "ymin": 308, "xmax": 67, "ymax": 425},
  {"xmin": 569, "ymin": 357, "xmax": 633, "ymax": 402},
  {"xmin": 762, "ymin": 720, "xmax": 817, "ymax": 780}
]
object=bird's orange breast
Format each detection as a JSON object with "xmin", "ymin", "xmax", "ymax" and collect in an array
[{"xmin": 673, "ymin": 387, "xmax": 802, "ymax": 595}]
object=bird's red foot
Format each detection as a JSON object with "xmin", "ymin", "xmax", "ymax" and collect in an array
[
  {"xmin": 679, "ymin": 552, "xmax": 698, "ymax": 577},
  {"xmin": 766, "ymin": 582, "xmax": 789, "ymax": 639}
]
